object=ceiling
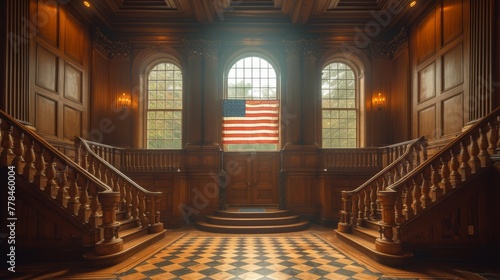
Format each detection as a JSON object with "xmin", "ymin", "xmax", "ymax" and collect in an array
[{"xmin": 71, "ymin": 0, "xmax": 430, "ymax": 42}]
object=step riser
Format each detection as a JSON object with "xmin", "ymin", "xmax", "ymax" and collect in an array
[
  {"xmin": 196, "ymin": 223, "xmax": 310, "ymax": 234},
  {"xmin": 205, "ymin": 217, "xmax": 300, "ymax": 226},
  {"xmin": 353, "ymin": 228, "xmax": 378, "ymax": 243},
  {"xmin": 215, "ymin": 210, "xmax": 291, "ymax": 219}
]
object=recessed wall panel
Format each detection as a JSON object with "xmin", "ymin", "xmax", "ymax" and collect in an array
[
  {"xmin": 36, "ymin": 45, "xmax": 58, "ymax": 92},
  {"xmin": 37, "ymin": 0, "xmax": 59, "ymax": 46},
  {"xmin": 442, "ymin": 0, "xmax": 463, "ymax": 45},
  {"xmin": 64, "ymin": 63, "xmax": 82, "ymax": 103},
  {"xmin": 64, "ymin": 12, "xmax": 83, "ymax": 63},
  {"xmin": 442, "ymin": 94, "xmax": 463, "ymax": 135},
  {"xmin": 35, "ymin": 94, "xmax": 57, "ymax": 136},
  {"xmin": 416, "ymin": 12, "xmax": 436, "ymax": 62},
  {"xmin": 418, "ymin": 106, "xmax": 436, "ymax": 139},
  {"xmin": 63, "ymin": 106, "xmax": 82, "ymax": 140},
  {"xmin": 442, "ymin": 44, "xmax": 463, "ymax": 91},
  {"xmin": 418, "ymin": 63, "xmax": 436, "ymax": 103}
]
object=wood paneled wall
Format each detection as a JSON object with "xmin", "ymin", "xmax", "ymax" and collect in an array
[
  {"xmin": 1, "ymin": 0, "xmax": 30, "ymax": 121},
  {"xmin": 30, "ymin": 0, "xmax": 89, "ymax": 142},
  {"xmin": 411, "ymin": 0, "xmax": 468, "ymax": 142}
]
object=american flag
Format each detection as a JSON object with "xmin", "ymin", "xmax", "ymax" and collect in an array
[{"xmin": 222, "ymin": 100, "xmax": 279, "ymax": 144}]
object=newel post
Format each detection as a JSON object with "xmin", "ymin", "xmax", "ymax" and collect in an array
[
  {"xmin": 337, "ymin": 191, "xmax": 352, "ymax": 233},
  {"xmin": 375, "ymin": 190, "xmax": 402, "ymax": 255},
  {"xmin": 94, "ymin": 192, "xmax": 123, "ymax": 256}
]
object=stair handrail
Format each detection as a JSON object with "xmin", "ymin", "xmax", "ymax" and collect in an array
[
  {"xmin": 0, "ymin": 109, "xmax": 123, "ymax": 256},
  {"xmin": 374, "ymin": 106, "xmax": 500, "ymax": 254},
  {"xmin": 75, "ymin": 137, "xmax": 164, "ymax": 233},
  {"xmin": 337, "ymin": 136, "xmax": 428, "ymax": 233}
]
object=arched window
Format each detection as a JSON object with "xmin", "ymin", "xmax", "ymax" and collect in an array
[
  {"xmin": 223, "ymin": 56, "xmax": 279, "ymax": 151},
  {"xmin": 321, "ymin": 62, "xmax": 357, "ymax": 148},
  {"xmin": 146, "ymin": 62, "xmax": 182, "ymax": 149}
]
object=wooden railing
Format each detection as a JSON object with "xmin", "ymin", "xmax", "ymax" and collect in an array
[
  {"xmin": 337, "ymin": 136, "xmax": 428, "ymax": 233},
  {"xmin": 82, "ymin": 139, "xmax": 184, "ymax": 172},
  {"xmin": 75, "ymin": 137, "xmax": 164, "ymax": 234},
  {"xmin": 0, "ymin": 110, "xmax": 122, "ymax": 256},
  {"xmin": 320, "ymin": 139, "xmax": 421, "ymax": 171},
  {"xmin": 374, "ymin": 107, "xmax": 500, "ymax": 255}
]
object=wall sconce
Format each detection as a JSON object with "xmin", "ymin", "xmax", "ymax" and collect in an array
[
  {"xmin": 374, "ymin": 92, "xmax": 385, "ymax": 110},
  {"xmin": 117, "ymin": 93, "xmax": 131, "ymax": 110}
]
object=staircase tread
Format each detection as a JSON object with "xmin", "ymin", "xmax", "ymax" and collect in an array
[
  {"xmin": 196, "ymin": 220, "xmax": 309, "ymax": 229},
  {"xmin": 119, "ymin": 225, "xmax": 148, "ymax": 237},
  {"xmin": 206, "ymin": 215, "xmax": 299, "ymax": 221},
  {"xmin": 353, "ymin": 226, "xmax": 380, "ymax": 238},
  {"xmin": 335, "ymin": 230, "xmax": 413, "ymax": 259}
]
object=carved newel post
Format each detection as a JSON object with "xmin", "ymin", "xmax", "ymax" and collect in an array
[
  {"xmin": 95, "ymin": 192, "xmax": 123, "ymax": 256},
  {"xmin": 375, "ymin": 190, "xmax": 402, "ymax": 255}
]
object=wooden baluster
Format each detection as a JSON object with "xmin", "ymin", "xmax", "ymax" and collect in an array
[
  {"xmin": 150, "ymin": 196, "xmax": 163, "ymax": 232},
  {"xmin": 338, "ymin": 192, "xmax": 353, "ymax": 233},
  {"xmin": 101, "ymin": 163, "xmax": 108, "ymax": 185},
  {"xmin": 44, "ymin": 153, "xmax": 57, "ymax": 197},
  {"xmin": 0, "ymin": 120, "xmax": 14, "ymax": 166},
  {"xmin": 149, "ymin": 195, "xmax": 155, "ymax": 229},
  {"xmin": 357, "ymin": 191, "xmax": 364, "ymax": 226},
  {"xmin": 412, "ymin": 177, "xmax": 423, "ymax": 215},
  {"xmin": 386, "ymin": 170, "xmax": 393, "ymax": 189},
  {"xmin": 11, "ymin": 128, "xmax": 25, "ymax": 171},
  {"xmin": 125, "ymin": 183, "xmax": 133, "ymax": 218},
  {"xmin": 478, "ymin": 125, "xmax": 490, "ymax": 166},
  {"xmin": 430, "ymin": 161, "xmax": 442, "ymax": 201},
  {"xmin": 139, "ymin": 193, "xmax": 148, "ymax": 228},
  {"xmin": 74, "ymin": 139, "xmax": 81, "ymax": 166},
  {"xmin": 109, "ymin": 172, "xmax": 116, "ymax": 192},
  {"xmin": 459, "ymin": 138, "xmax": 472, "ymax": 180},
  {"xmin": 420, "ymin": 168, "xmax": 432, "ymax": 209},
  {"xmin": 66, "ymin": 167, "xmax": 79, "ymax": 215},
  {"xmin": 80, "ymin": 146, "xmax": 88, "ymax": 170},
  {"xmin": 370, "ymin": 184, "xmax": 378, "ymax": 220},
  {"xmin": 78, "ymin": 175, "xmax": 89, "ymax": 222},
  {"xmin": 118, "ymin": 178, "xmax": 125, "ymax": 211},
  {"xmin": 132, "ymin": 188, "xmax": 139, "ymax": 220},
  {"xmin": 468, "ymin": 131, "xmax": 481, "ymax": 173},
  {"xmin": 363, "ymin": 188, "xmax": 370, "ymax": 219},
  {"xmin": 393, "ymin": 164, "xmax": 401, "ymax": 183},
  {"xmin": 33, "ymin": 144, "xmax": 46, "ymax": 189},
  {"xmin": 404, "ymin": 182, "xmax": 414, "ymax": 220},
  {"xmin": 394, "ymin": 187, "xmax": 404, "ymax": 224},
  {"xmin": 406, "ymin": 147, "xmax": 414, "ymax": 172},
  {"xmin": 375, "ymin": 191, "xmax": 401, "ymax": 255},
  {"xmin": 22, "ymin": 136, "xmax": 35, "ymax": 182},
  {"xmin": 487, "ymin": 118, "xmax": 498, "ymax": 154},
  {"xmin": 440, "ymin": 154, "xmax": 452, "ymax": 195},
  {"xmin": 56, "ymin": 162, "xmax": 68, "ymax": 207},
  {"xmin": 88, "ymin": 183, "xmax": 100, "ymax": 228},
  {"xmin": 449, "ymin": 146, "xmax": 461, "ymax": 187},
  {"xmin": 94, "ymin": 160, "xmax": 101, "ymax": 181}
]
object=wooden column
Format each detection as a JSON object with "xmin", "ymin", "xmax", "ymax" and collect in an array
[
  {"xmin": 283, "ymin": 40, "xmax": 302, "ymax": 146},
  {"xmin": 375, "ymin": 190, "xmax": 402, "ymax": 255},
  {"xmin": 202, "ymin": 41, "xmax": 220, "ymax": 146},
  {"xmin": 302, "ymin": 40, "xmax": 319, "ymax": 145},
  {"xmin": 184, "ymin": 40, "xmax": 203, "ymax": 146}
]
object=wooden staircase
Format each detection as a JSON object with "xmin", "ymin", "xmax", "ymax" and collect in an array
[
  {"xmin": 0, "ymin": 110, "xmax": 167, "ymax": 267},
  {"xmin": 335, "ymin": 107, "xmax": 500, "ymax": 266},
  {"xmin": 196, "ymin": 205, "xmax": 310, "ymax": 234}
]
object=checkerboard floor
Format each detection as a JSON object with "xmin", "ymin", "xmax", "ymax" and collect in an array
[{"xmin": 116, "ymin": 233, "xmax": 382, "ymax": 280}]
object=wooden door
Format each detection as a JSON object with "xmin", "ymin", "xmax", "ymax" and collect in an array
[{"xmin": 224, "ymin": 152, "xmax": 278, "ymax": 205}]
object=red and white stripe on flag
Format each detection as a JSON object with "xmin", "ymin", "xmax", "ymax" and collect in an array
[{"xmin": 222, "ymin": 100, "xmax": 279, "ymax": 144}]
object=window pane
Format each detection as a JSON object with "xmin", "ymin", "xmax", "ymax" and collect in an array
[
  {"xmin": 146, "ymin": 62, "xmax": 182, "ymax": 149},
  {"xmin": 321, "ymin": 62, "xmax": 357, "ymax": 148},
  {"xmin": 225, "ymin": 56, "xmax": 279, "ymax": 151}
]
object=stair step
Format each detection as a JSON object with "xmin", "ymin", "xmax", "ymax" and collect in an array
[
  {"xmin": 119, "ymin": 226, "xmax": 149, "ymax": 243},
  {"xmin": 196, "ymin": 221, "xmax": 310, "ymax": 234},
  {"xmin": 84, "ymin": 229, "xmax": 167, "ymax": 267},
  {"xmin": 214, "ymin": 209, "xmax": 291, "ymax": 218},
  {"xmin": 335, "ymin": 229, "xmax": 412, "ymax": 266},
  {"xmin": 362, "ymin": 219, "xmax": 382, "ymax": 231},
  {"xmin": 352, "ymin": 226, "xmax": 379, "ymax": 243},
  {"xmin": 205, "ymin": 215, "xmax": 300, "ymax": 226}
]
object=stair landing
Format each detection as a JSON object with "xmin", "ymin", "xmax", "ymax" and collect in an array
[{"xmin": 196, "ymin": 205, "xmax": 310, "ymax": 234}]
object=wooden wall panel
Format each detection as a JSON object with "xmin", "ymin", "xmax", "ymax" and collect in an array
[
  {"xmin": 442, "ymin": 94, "xmax": 463, "ymax": 135},
  {"xmin": 36, "ymin": 45, "xmax": 58, "ymax": 92},
  {"xmin": 418, "ymin": 106, "xmax": 436, "ymax": 139},
  {"xmin": 442, "ymin": 0, "xmax": 463, "ymax": 45},
  {"xmin": 35, "ymin": 94, "xmax": 57, "ymax": 135},
  {"xmin": 37, "ymin": 0, "xmax": 59, "ymax": 47},
  {"xmin": 64, "ymin": 62, "xmax": 82, "ymax": 103},
  {"xmin": 63, "ymin": 105, "xmax": 82, "ymax": 140},
  {"xmin": 390, "ymin": 48, "xmax": 410, "ymax": 143},
  {"xmin": 32, "ymin": 0, "xmax": 89, "ymax": 143},
  {"xmin": 416, "ymin": 11, "xmax": 436, "ymax": 63},
  {"xmin": 418, "ymin": 62, "xmax": 436, "ymax": 102},
  {"xmin": 411, "ymin": 0, "xmax": 467, "ymax": 143},
  {"xmin": 63, "ymin": 12, "xmax": 83, "ymax": 64},
  {"xmin": 442, "ymin": 44, "xmax": 463, "ymax": 91}
]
